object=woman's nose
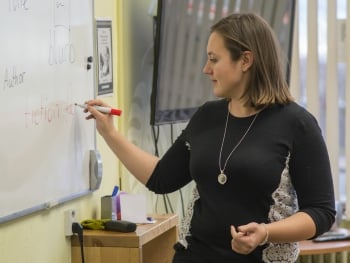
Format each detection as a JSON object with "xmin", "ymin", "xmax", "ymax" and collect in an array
[{"xmin": 203, "ymin": 62, "xmax": 212, "ymax": 75}]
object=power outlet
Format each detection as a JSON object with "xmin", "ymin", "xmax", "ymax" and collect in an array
[{"xmin": 64, "ymin": 209, "xmax": 77, "ymax": 236}]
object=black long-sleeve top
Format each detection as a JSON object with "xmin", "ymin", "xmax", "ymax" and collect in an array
[{"xmin": 146, "ymin": 99, "xmax": 335, "ymax": 263}]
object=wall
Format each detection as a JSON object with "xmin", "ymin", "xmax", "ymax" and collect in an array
[
  {"xmin": 0, "ymin": 1, "xmax": 122, "ymax": 262},
  {"xmin": 118, "ymin": 0, "xmax": 194, "ymax": 219}
]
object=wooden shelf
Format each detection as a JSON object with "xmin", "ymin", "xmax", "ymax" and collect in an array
[
  {"xmin": 71, "ymin": 214, "xmax": 179, "ymax": 263},
  {"xmin": 299, "ymin": 239, "xmax": 350, "ymax": 255}
]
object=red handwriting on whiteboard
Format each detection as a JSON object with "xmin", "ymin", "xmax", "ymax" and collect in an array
[{"xmin": 23, "ymin": 97, "xmax": 75, "ymax": 128}]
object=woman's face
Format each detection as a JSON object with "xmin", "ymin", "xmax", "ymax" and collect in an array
[{"xmin": 203, "ymin": 31, "xmax": 248, "ymax": 99}]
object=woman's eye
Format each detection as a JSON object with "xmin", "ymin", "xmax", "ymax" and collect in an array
[{"xmin": 209, "ymin": 58, "xmax": 217, "ymax": 63}]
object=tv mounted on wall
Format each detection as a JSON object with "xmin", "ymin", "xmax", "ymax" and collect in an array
[{"xmin": 151, "ymin": 0, "xmax": 296, "ymax": 125}]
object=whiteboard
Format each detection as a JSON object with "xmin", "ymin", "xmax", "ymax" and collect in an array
[{"xmin": 0, "ymin": 0, "xmax": 96, "ymax": 223}]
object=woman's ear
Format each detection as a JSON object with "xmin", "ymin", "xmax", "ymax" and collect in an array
[{"xmin": 241, "ymin": 51, "xmax": 253, "ymax": 72}]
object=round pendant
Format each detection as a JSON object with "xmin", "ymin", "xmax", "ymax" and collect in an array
[{"xmin": 218, "ymin": 173, "xmax": 227, "ymax": 185}]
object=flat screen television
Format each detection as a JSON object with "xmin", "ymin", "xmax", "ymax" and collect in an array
[{"xmin": 151, "ymin": 0, "xmax": 296, "ymax": 125}]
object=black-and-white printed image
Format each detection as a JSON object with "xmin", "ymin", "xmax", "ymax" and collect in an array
[{"xmin": 97, "ymin": 20, "xmax": 113, "ymax": 95}]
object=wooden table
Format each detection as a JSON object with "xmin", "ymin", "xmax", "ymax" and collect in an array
[
  {"xmin": 71, "ymin": 214, "xmax": 179, "ymax": 263},
  {"xmin": 299, "ymin": 235, "xmax": 350, "ymax": 263}
]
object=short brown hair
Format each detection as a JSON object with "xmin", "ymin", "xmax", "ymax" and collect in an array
[{"xmin": 211, "ymin": 13, "xmax": 293, "ymax": 108}]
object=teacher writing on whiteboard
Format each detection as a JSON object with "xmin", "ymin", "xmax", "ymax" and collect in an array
[{"xmin": 83, "ymin": 13, "xmax": 335, "ymax": 263}]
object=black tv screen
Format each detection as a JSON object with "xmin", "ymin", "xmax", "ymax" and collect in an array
[{"xmin": 151, "ymin": 0, "xmax": 296, "ymax": 125}]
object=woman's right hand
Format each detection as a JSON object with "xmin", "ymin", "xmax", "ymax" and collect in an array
[
  {"xmin": 83, "ymin": 99, "xmax": 159, "ymax": 185},
  {"xmin": 84, "ymin": 99, "xmax": 116, "ymax": 138}
]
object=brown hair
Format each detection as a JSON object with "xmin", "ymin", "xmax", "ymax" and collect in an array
[{"xmin": 211, "ymin": 13, "xmax": 293, "ymax": 108}]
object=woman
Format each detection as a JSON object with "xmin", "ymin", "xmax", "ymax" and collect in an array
[{"xmin": 84, "ymin": 13, "xmax": 335, "ymax": 263}]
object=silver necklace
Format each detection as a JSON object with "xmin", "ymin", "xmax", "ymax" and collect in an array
[{"xmin": 218, "ymin": 110, "xmax": 259, "ymax": 185}]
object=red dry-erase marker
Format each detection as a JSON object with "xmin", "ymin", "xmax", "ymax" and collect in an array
[{"xmin": 75, "ymin": 103, "xmax": 122, "ymax": 116}]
